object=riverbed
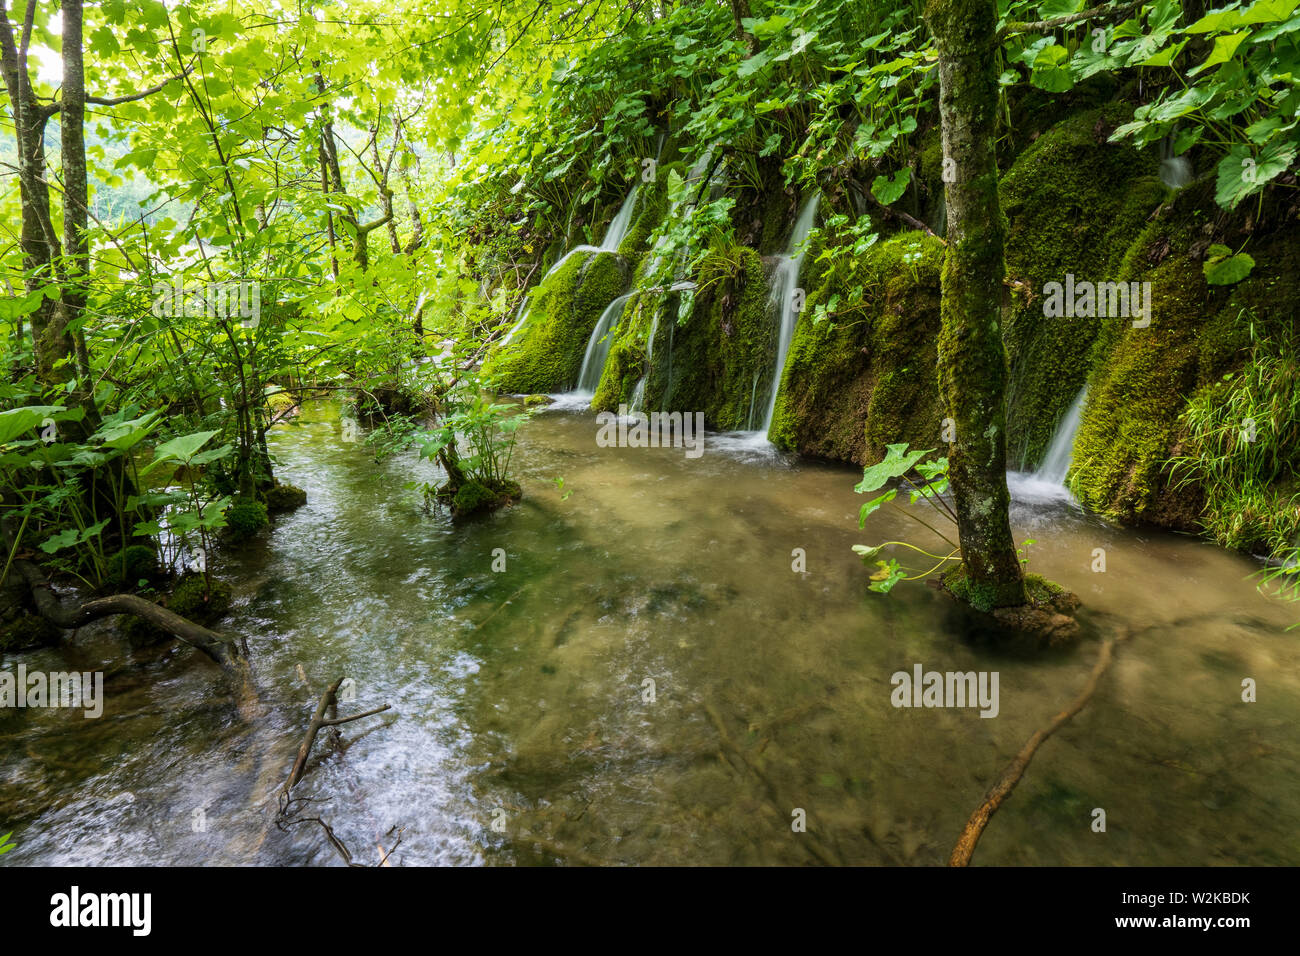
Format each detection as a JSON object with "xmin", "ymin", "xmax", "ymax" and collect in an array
[{"xmin": 3, "ymin": 400, "xmax": 1298, "ymax": 866}]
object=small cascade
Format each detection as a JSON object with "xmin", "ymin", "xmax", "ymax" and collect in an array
[
  {"xmin": 506, "ymin": 183, "xmax": 639, "ymax": 351},
  {"xmin": 757, "ymin": 194, "xmax": 821, "ymax": 436},
  {"xmin": 499, "ymin": 295, "xmax": 531, "ymax": 347},
  {"xmin": 599, "ymin": 185, "xmax": 639, "ymax": 253},
  {"xmin": 1159, "ymin": 134, "xmax": 1193, "ymax": 190},
  {"xmin": 575, "ymin": 294, "xmax": 632, "ymax": 394},
  {"xmin": 1007, "ymin": 386, "xmax": 1088, "ymax": 503},
  {"xmin": 543, "ymin": 244, "xmax": 601, "ymax": 280}
]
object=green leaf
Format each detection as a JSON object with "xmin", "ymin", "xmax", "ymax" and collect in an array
[
  {"xmin": 1215, "ymin": 141, "xmax": 1298, "ymax": 208},
  {"xmin": 1203, "ymin": 248, "xmax": 1255, "ymax": 285},
  {"xmin": 1188, "ymin": 31, "xmax": 1249, "ymax": 76},
  {"xmin": 39, "ymin": 519, "xmax": 110, "ymax": 554},
  {"xmin": 1029, "ymin": 44, "xmax": 1074, "ymax": 92},
  {"xmin": 851, "ymin": 544, "xmax": 882, "ymax": 562},
  {"xmin": 870, "ymin": 168, "xmax": 911, "ymax": 205},
  {"xmin": 858, "ymin": 489, "xmax": 897, "ymax": 528},
  {"xmin": 854, "ymin": 443, "xmax": 933, "ymax": 494},
  {"xmin": 867, "ymin": 558, "xmax": 907, "ymax": 594},
  {"xmin": 0, "ymin": 406, "xmax": 71, "ymax": 445},
  {"xmin": 141, "ymin": 430, "xmax": 219, "ymax": 475}
]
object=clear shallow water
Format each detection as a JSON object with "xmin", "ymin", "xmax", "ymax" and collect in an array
[{"xmin": 3, "ymin": 400, "xmax": 1299, "ymax": 866}]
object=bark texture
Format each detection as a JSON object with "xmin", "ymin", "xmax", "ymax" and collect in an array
[{"xmin": 925, "ymin": 0, "xmax": 1025, "ymax": 609}]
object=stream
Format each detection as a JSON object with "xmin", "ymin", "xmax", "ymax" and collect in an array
[{"xmin": 3, "ymin": 400, "xmax": 1299, "ymax": 866}]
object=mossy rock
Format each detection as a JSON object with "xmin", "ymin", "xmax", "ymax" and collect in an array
[
  {"xmin": 104, "ymin": 545, "xmax": 159, "ymax": 589},
  {"xmin": 167, "ymin": 572, "xmax": 233, "ymax": 625},
  {"xmin": 223, "ymin": 497, "xmax": 270, "ymax": 541},
  {"xmin": 591, "ymin": 244, "xmax": 778, "ymax": 430},
  {"xmin": 266, "ymin": 390, "xmax": 299, "ymax": 416},
  {"xmin": 263, "ymin": 482, "xmax": 307, "ymax": 514},
  {"xmin": 445, "ymin": 478, "xmax": 522, "ymax": 518},
  {"xmin": 616, "ymin": 171, "xmax": 671, "ymax": 272},
  {"xmin": 769, "ymin": 231, "xmax": 945, "ymax": 465},
  {"xmin": 0, "ymin": 613, "xmax": 61, "ymax": 653},
  {"xmin": 941, "ymin": 566, "xmax": 1080, "ymax": 647},
  {"xmin": 1070, "ymin": 180, "xmax": 1300, "ymax": 524},
  {"xmin": 999, "ymin": 104, "xmax": 1164, "ymax": 468},
  {"xmin": 484, "ymin": 249, "xmax": 628, "ymax": 393},
  {"xmin": 591, "ymin": 288, "xmax": 659, "ymax": 411}
]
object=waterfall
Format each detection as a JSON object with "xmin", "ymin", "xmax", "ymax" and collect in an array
[
  {"xmin": 1036, "ymin": 387, "xmax": 1087, "ymax": 485},
  {"xmin": 545, "ymin": 184, "xmax": 637, "ymax": 279},
  {"xmin": 758, "ymin": 194, "xmax": 821, "ymax": 435},
  {"xmin": 1159, "ymin": 134, "xmax": 1193, "ymax": 190},
  {"xmin": 1007, "ymin": 387, "xmax": 1087, "ymax": 503},
  {"xmin": 599, "ymin": 185, "xmax": 639, "ymax": 253},
  {"xmin": 505, "ymin": 183, "xmax": 639, "ymax": 351},
  {"xmin": 575, "ymin": 294, "xmax": 632, "ymax": 394},
  {"xmin": 499, "ymin": 295, "xmax": 531, "ymax": 347}
]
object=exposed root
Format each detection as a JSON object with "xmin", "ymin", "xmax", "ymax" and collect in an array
[
  {"xmin": 2, "ymin": 517, "xmax": 257, "ymax": 714},
  {"xmin": 949, "ymin": 633, "xmax": 1128, "ymax": 866}
]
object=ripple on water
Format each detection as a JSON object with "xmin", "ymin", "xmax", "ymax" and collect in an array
[{"xmin": 4, "ymin": 399, "xmax": 1299, "ymax": 866}]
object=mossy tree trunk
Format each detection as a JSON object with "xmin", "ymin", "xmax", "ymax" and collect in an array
[{"xmin": 925, "ymin": 0, "xmax": 1026, "ymax": 609}]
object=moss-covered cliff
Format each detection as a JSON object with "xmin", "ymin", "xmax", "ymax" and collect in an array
[
  {"xmin": 769, "ymin": 232, "xmax": 945, "ymax": 464},
  {"xmin": 483, "ymin": 249, "xmax": 627, "ymax": 393}
]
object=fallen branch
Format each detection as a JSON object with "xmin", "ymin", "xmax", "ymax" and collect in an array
[
  {"xmin": 282, "ymin": 677, "xmax": 392, "ymax": 795},
  {"xmin": 949, "ymin": 635, "xmax": 1123, "ymax": 866},
  {"xmin": 1002, "ymin": 1, "xmax": 1140, "ymax": 36},
  {"xmin": 278, "ymin": 675, "xmax": 396, "ymax": 865}
]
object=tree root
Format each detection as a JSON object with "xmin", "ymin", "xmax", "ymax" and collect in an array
[
  {"xmin": 2, "ymin": 517, "xmax": 258, "ymax": 713},
  {"xmin": 949, "ymin": 634, "xmax": 1126, "ymax": 866}
]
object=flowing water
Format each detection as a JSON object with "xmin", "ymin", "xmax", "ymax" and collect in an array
[
  {"xmin": 760, "ymin": 195, "xmax": 821, "ymax": 435},
  {"xmin": 502, "ymin": 185, "xmax": 640, "ymax": 350},
  {"xmin": 4, "ymin": 400, "xmax": 1300, "ymax": 866},
  {"xmin": 1008, "ymin": 387, "xmax": 1088, "ymax": 503},
  {"xmin": 578, "ymin": 295, "xmax": 632, "ymax": 395}
]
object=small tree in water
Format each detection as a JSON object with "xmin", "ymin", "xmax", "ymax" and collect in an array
[{"xmin": 922, "ymin": 0, "xmax": 1025, "ymax": 610}]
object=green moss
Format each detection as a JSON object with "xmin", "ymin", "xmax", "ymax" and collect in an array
[
  {"xmin": 590, "ymin": 244, "xmax": 776, "ymax": 429},
  {"xmin": 447, "ymin": 478, "xmax": 522, "ymax": 517},
  {"xmin": 591, "ymin": 297, "xmax": 649, "ymax": 410},
  {"xmin": 616, "ymin": 171, "xmax": 672, "ymax": 270},
  {"xmin": 484, "ymin": 249, "xmax": 628, "ymax": 393},
  {"xmin": 452, "ymin": 480, "xmax": 497, "ymax": 514},
  {"xmin": 0, "ymin": 613, "xmax": 60, "ymax": 652},
  {"xmin": 167, "ymin": 572, "xmax": 232, "ymax": 625},
  {"xmin": 263, "ymin": 482, "xmax": 307, "ymax": 514},
  {"xmin": 104, "ymin": 545, "xmax": 158, "ymax": 587},
  {"xmin": 223, "ymin": 497, "xmax": 269, "ymax": 542},
  {"xmin": 999, "ymin": 104, "xmax": 1164, "ymax": 467},
  {"xmin": 942, "ymin": 566, "xmax": 1069, "ymax": 616},
  {"xmin": 1070, "ymin": 182, "xmax": 1300, "ymax": 524},
  {"xmin": 770, "ymin": 232, "xmax": 945, "ymax": 465},
  {"xmin": 941, "ymin": 563, "xmax": 1003, "ymax": 613},
  {"xmin": 266, "ymin": 390, "xmax": 298, "ymax": 415}
]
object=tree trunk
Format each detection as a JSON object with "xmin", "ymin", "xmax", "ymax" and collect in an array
[{"xmin": 925, "ymin": 0, "xmax": 1025, "ymax": 609}]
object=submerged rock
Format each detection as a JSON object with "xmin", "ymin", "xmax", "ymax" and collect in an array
[{"xmin": 940, "ymin": 566, "xmax": 1081, "ymax": 647}]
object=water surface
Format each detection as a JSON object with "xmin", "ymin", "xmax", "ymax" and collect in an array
[{"xmin": 3, "ymin": 400, "xmax": 1298, "ymax": 866}]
